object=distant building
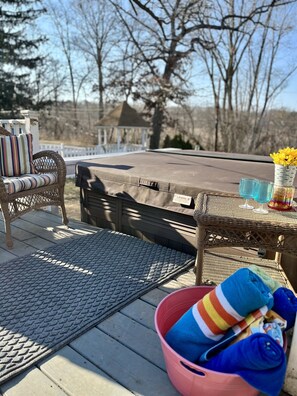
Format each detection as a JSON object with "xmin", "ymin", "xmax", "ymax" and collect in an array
[{"xmin": 95, "ymin": 101, "xmax": 150, "ymax": 149}]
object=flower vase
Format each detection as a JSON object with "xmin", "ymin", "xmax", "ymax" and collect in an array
[
  {"xmin": 268, "ymin": 165, "xmax": 296, "ymax": 211},
  {"xmin": 273, "ymin": 164, "xmax": 297, "ymax": 187}
]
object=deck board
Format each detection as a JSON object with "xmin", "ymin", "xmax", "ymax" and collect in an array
[
  {"xmin": 70, "ymin": 327, "xmax": 179, "ymax": 396},
  {"xmin": 0, "ymin": 238, "xmax": 37, "ymax": 257},
  {"xmin": 39, "ymin": 346, "xmax": 132, "ymax": 396},
  {"xmin": 140, "ymin": 288, "xmax": 169, "ymax": 306},
  {"xmin": 203, "ymin": 250, "xmax": 293, "ymax": 288},
  {"xmin": 0, "ymin": 247, "xmax": 17, "ymax": 263},
  {"xmin": 97, "ymin": 312, "xmax": 166, "ymax": 370},
  {"xmin": 0, "ymin": 209, "xmax": 293, "ymax": 396},
  {"xmin": 1, "ymin": 368, "xmax": 67, "ymax": 396},
  {"xmin": 120, "ymin": 299, "xmax": 156, "ymax": 330}
]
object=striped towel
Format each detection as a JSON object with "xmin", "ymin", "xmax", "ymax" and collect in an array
[
  {"xmin": 165, "ymin": 268, "xmax": 273, "ymax": 362},
  {"xmin": 199, "ymin": 305, "xmax": 269, "ymax": 362}
]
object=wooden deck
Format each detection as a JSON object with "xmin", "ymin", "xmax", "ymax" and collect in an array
[{"xmin": 0, "ymin": 210, "xmax": 292, "ymax": 396}]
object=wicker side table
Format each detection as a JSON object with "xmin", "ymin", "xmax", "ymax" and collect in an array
[{"xmin": 193, "ymin": 192, "xmax": 297, "ymax": 285}]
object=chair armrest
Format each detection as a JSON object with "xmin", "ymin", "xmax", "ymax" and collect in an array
[{"xmin": 33, "ymin": 150, "xmax": 66, "ymax": 182}]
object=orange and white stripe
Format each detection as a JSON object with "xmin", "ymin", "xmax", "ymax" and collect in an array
[
  {"xmin": 232, "ymin": 305, "xmax": 269, "ymax": 334},
  {"xmin": 192, "ymin": 284, "xmax": 245, "ymax": 340}
]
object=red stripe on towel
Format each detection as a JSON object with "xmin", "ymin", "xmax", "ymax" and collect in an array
[
  {"xmin": 209, "ymin": 289, "xmax": 239, "ymax": 327},
  {"xmin": 197, "ymin": 299, "xmax": 223, "ymax": 335}
]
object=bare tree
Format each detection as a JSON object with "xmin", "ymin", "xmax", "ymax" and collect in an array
[
  {"xmin": 70, "ymin": 0, "xmax": 119, "ymax": 119},
  {"xmin": 46, "ymin": 0, "xmax": 90, "ymax": 127},
  {"xmin": 33, "ymin": 58, "xmax": 67, "ymax": 139},
  {"xmin": 266, "ymin": 109, "xmax": 297, "ymax": 150},
  {"xmin": 106, "ymin": 34, "xmax": 142, "ymax": 104},
  {"xmin": 198, "ymin": 0, "xmax": 297, "ymax": 153},
  {"xmin": 33, "ymin": 58, "xmax": 66, "ymax": 106},
  {"xmin": 109, "ymin": 0, "xmax": 297, "ymax": 149},
  {"xmin": 108, "ymin": 0, "xmax": 207, "ymax": 148}
]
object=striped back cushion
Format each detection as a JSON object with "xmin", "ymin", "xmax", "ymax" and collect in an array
[{"xmin": 0, "ymin": 134, "xmax": 35, "ymax": 176}]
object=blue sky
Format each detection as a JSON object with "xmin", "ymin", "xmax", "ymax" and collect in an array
[
  {"xmin": 188, "ymin": 67, "xmax": 297, "ymax": 111},
  {"xmin": 274, "ymin": 74, "xmax": 297, "ymax": 110}
]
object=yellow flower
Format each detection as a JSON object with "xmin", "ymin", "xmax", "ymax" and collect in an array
[{"xmin": 270, "ymin": 147, "xmax": 297, "ymax": 166}]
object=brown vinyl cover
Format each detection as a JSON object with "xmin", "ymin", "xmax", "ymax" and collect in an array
[{"xmin": 75, "ymin": 150, "xmax": 276, "ymax": 214}]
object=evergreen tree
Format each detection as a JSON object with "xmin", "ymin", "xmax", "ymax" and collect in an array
[{"xmin": 0, "ymin": 0, "xmax": 45, "ymax": 114}]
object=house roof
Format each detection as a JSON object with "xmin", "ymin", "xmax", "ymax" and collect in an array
[{"xmin": 95, "ymin": 101, "xmax": 150, "ymax": 128}]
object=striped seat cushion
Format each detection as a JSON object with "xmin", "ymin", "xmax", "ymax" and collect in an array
[
  {"xmin": 0, "ymin": 134, "xmax": 35, "ymax": 176},
  {"xmin": 3, "ymin": 173, "xmax": 58, "ymax": 194}
]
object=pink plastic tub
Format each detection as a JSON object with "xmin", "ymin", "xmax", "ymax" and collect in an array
[{"xmin": 154, "ymin": 286, "xmax": 259, "ymax": 396}]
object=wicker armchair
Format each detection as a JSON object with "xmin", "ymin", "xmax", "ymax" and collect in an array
[{"xmin": 0, "ymin": 129, "xmax": 68, "ymax": 248}]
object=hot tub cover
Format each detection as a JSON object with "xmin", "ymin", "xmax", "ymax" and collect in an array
[{"xmin": 75, "ymin": 150, "xmax": 275, "ymax": 213}]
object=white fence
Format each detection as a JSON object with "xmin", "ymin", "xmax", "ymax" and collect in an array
[{"xmin": 40, "ymin": 143, "xmax": 144, "ymax": 158}]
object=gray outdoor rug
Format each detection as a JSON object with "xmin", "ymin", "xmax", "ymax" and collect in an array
[{"xmin": 0, "ymin": 229, "xmax": 194, "ymax": 384}]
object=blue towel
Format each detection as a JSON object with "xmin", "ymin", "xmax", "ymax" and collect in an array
[
  {"xmin": 273, "ymin": 287, "xmax": 297, "ymax": 330},
  {"xmin": 165, "ymin": 268, "xmax": 273, "ymax": 362},
  {"xmin": 202, "ymin": 333, "xmax": 286, "ymax": 396}
]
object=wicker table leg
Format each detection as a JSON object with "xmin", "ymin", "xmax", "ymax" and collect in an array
[
  {"xmin": 274, "ymin": 235, "xmax": 284, "ymax": 265},
  {"xmin": 195, "ymin": 225, "xmax": 206, "ymax": 285}
]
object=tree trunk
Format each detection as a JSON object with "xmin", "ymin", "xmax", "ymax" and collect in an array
[
  {"xmin": 150, "ymin": 103, "xmax": 164, "ymax": 149},
  {"xmin": 97, "ymin": 52, "xmax": 104, "ymax": 120},
  {"xmin": 54, "ymin": 87, "xmax": 60, "ymax": 139}
]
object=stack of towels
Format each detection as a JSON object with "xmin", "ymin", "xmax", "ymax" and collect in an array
[{"xmin": 165, "ymin": 266, "xmax": 297, "ymax": 396}]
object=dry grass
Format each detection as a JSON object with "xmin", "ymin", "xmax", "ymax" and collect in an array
[{"xmin": 64, "ymin": 178, "xmax": 81, "ymax": 221}]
